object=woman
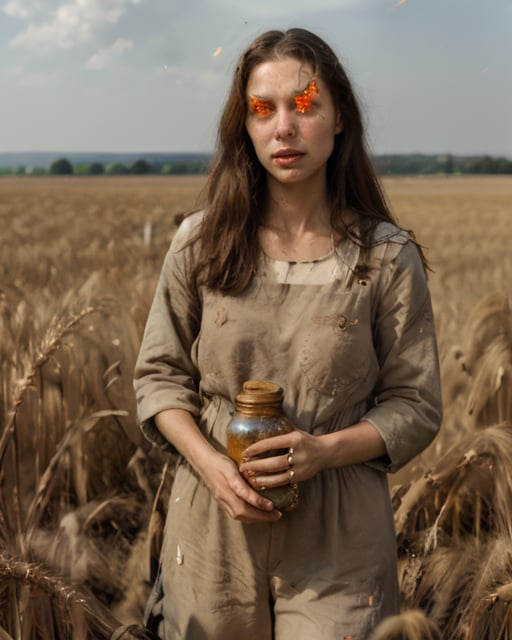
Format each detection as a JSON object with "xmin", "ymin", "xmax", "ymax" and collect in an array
[{"xmin": 134, "ymin": 28, "xmax": 442, "ymax": 640}]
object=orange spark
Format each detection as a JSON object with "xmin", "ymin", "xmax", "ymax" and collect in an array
[
  {"xmin": 294, "ymin": 80, "xmax": 318, "ymax": 114},
  {"xmin": 249, "ymin": 97, "xmax": 273, "ymax": 117}
]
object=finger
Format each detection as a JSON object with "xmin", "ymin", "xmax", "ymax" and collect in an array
[
  {"xmin": 223, "ymin": 487, "xmax": 282, "ymax": 523},
  {"xmin": 249, "ymin": 468, "xmax": 297, "ymax": 489},
  {"xmin": 243, "ymin": 433, "xmax": 294, "ymax": 457},
  {"xmin": 218, "ymin": 490, "xmax": 280, "ymax": 522},
  {"xmin": 232, "ymin": 505, "xmax": 283, "ymax": 524},
  {"xmin": 239, "ymin": 451, "xmax": 290, "ymax": 475},
  {"xmin": 231, "ymin": 475, "xmax": 275, "ymax": 511}
]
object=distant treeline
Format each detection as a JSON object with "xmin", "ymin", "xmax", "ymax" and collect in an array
[
  {"xmin": 1, "ymin": 153, "xmax": 512, "ymax": 176},
  {"xmin": 374, "ymin": 154, "xmax": 512, "ymax": 175},
  {"xmin": 0, "ymin": 156, "xmax": 210, "ymax": 177}
]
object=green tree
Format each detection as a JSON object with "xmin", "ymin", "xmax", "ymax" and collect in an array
[
  {"xmin": 30, "ymin": 167, "xmax": 47, "ymax": 175},
  {"xmin": 90, "ymin": 162, "xmax": 105, "ymax": 175},
  {"xmin": 73, "ymin": 163, "xmax": 91, "ymax": 175},
  {"xmin": 50, "ymin": 157, "xmax": 73, "ymax": 175},
  {"xmin": 106, "ymin": 162, "xmax": 129, "ymax": 175},
  {"xmin": 131, "ymin": 159, "xmax": 152, "ymax": 174},
  {"xmin": 444, "ymin": 154, "xmax": 455, "ymax": 174},
  {"xmin": 493, "ymin": 157, "xmax": 512, "ymax": 174}
]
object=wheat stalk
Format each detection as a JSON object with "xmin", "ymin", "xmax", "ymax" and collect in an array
[
  {"xmin": 0, "ymin": 551, "xmax": 159, "ymax": 639},
  {"xmin": 369, "ymin": 608, "xmax": 441, "ymax": 640}
]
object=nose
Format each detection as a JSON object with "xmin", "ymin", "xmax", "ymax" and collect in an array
[{"xmin": 274, "ymin": 108, "xmax": 296, "ymax": 140}]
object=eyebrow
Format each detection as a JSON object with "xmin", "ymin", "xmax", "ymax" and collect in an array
[
  {"xmin": 249, "ymin": 95, "xmax": 273, "ymax": 103},
  {"xmin": 249, "ymin": 77, "xmax": 318, "ymax": 102}
]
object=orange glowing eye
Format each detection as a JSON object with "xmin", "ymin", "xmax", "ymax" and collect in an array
[
  {"xmin": 250, "ymin": 97, "xmax": 274, "ymax": 117},
  {"xmin": 294, "ymin": 80, "xmax": 319, "ymax": 114}
]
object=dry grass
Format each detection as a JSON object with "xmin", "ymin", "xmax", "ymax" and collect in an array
[
  {"xmin": 382, "ymin": 177, "xmax": 512, "ymax": 638},
  {"xmin": 383, "ymin": 176, "xmax": 512, "ymax": 353},
  {"xmin": 369, "ymin": 608, "xmax": 442, "ymax": 640},
  {"xmin": 0, "ymin": 176, "xmax": 202, "ymax": 638},
  {"xmin": 0, "ymin": 174, "xmax": 511, "ymax": 638}
]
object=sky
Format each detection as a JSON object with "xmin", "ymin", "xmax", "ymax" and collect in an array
[{"xmin": 1, "ymin": 0, "xmax": 511, "ymax": 156}]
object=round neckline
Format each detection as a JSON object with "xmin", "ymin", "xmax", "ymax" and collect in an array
[
  {"xmin": 265, "ymin": 247, "xmax": 335, "ymax": 266},
  {"xmin": 261, "ymin": 231, "xmax": 341, "ymax": 265}
]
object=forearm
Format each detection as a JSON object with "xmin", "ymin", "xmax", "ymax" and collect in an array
[
  {"xmin": 318, "ymin": 420, "xmax": 387, "ymax": 469},
  {"xmin": 154, "ymin": 408, "xmax": 219, "ymax": 475},
  {"xmin": 240, "ymin": 420, "xmax": 388, "ymax": 487},
  {"xmin": 154, "ymin": 407, "xmax": 280, "ymax": 521}
]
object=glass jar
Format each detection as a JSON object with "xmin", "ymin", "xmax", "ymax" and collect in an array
[{"xmin": 227, "ymin": 380, "xmax": 298, "ymax": 511}]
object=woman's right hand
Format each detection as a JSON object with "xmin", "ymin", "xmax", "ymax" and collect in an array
[
  {"xmin": 198, "ymin": 452, "xmax": 282, "ymax": 524},
  {"xmin": 154, "ymin": 408, "xmax": 281, "ymax": 523}
]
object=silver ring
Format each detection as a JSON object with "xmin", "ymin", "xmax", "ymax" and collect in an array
[
  {"xmin": 289, "ymin": 469, "xmax": 295, "ymax": 480},
  {"xmin": 287, "ymin": 447, "xmax": 294, "ymax": 466}
]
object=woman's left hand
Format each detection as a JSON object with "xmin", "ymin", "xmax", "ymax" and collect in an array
[{"xmin": 238, "ymin": 430, "xmax": 327, "ymax": 489}]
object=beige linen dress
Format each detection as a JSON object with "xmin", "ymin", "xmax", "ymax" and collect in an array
[{"xmin": 134, "ymin": 212, "xmax": 442, "ymax": 640}]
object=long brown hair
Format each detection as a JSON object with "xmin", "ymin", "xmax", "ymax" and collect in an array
[{"xmin": 192, "ymin": 28, "xmax": 408, "ymax": 294}]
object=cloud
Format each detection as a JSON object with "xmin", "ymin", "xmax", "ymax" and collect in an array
[
  {"xmin": 215, "ymin": 0, "xmax": 361, "ymax": 16},
  {"xmin": 85, "ymin": 38, "xmax": 133, "ymax": 70},
  {"xmin": 3, "ymin": 0, "xmax": 37, "ymax": 19},
  {"xmin": 8, "ymin": 0, "xmax": 141, "ymax": 50},
  {"xmin": 217, "ymin": 0, "xmax": 357, "ymax": 8}
]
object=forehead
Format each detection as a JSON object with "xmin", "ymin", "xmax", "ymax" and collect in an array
[{"xmin": 246, "ymin": 58, "xmax": 316, "ymax": 95}]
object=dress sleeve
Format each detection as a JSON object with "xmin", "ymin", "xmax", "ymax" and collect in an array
[
  {"xmin": 133, "ymin": 217, "xmax": 203, "ymax": 452},
  {"xmin": 362, "ymin": 239, "xmax": 443, "ymax": 473}
]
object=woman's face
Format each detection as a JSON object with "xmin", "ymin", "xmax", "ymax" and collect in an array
[{"xmin": 245, "ymin": 57, "xmax": 342, "ymax": 187}]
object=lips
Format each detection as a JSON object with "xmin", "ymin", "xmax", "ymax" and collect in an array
[
  {"xmin": 272, "ymin": 148, "xmax": 305, "ymax": 166},
  {"xmin": 273, "ymin": 148, "xmax": 304, "ymax": 159}
]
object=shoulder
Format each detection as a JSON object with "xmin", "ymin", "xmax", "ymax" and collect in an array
[
  {"xmin": 371, "ymin": 221, "xmax": 410, "ymax": 248},
  {"xmin": 368, "ymin": 223, "xmax": 428, "ymax": 301},
  {"xmin": 170, "ymin": 210, "xmax": 205, "ymax": 253},
  {"xmin": 159, "ymin": 210, "xmax": 204, "ymax": 281},
  {"xmin": 367, "ymin": 221, "xmax": 418, "ymax": 267}
]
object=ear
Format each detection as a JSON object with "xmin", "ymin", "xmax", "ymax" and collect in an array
[{"xmin": 335, "ymin": 112, "xmax": 343, "ymax": 134}]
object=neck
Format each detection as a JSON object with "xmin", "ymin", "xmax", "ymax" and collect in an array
[
  {"xmin": 263, "ymin": 175, "xmax": 331, "ymax": 238},
  {"xmin": 258, "ymin": 173, "xmax": 336, "ymax": 262}
]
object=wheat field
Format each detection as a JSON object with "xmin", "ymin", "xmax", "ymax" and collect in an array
[{"xmin": 1, "ymin": 175, "xmax": 511, "ymax": 639}]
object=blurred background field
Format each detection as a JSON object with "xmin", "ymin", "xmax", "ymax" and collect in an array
[{"xmin": 1, "ymin": 175, "xmax": 512, "ymax": 639}]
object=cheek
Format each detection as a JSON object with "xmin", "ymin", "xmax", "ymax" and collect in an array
[{"xmin": 304, "ymin": 120, "xmax": 338, "ymax": 144}]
